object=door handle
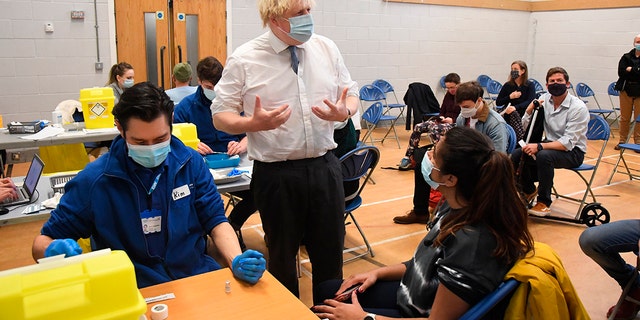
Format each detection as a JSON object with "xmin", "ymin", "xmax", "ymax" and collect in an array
[
  {"xmin": 177, "ymin": 45, "xmax": 183, "ymax": 63},
  {"xmin": 160, "ymin": 45, "xmax": 166, "ymax": 89}
]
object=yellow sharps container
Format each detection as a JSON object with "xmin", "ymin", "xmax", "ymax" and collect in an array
[{"xmin": 79, "ymin": 87, "xmax": 115, "ymax": 129}]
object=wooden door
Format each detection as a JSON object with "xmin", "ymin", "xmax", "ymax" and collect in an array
[
  {"xmin": 173, "ymin": 0, "xmax": 227, "ymax": 73},
  {"xmin": 115, "ymin": 0, "xmax": 227, "ymax": 89}
]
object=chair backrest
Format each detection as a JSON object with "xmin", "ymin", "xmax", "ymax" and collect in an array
[
  {"xmin": 586, "ymin": 114, "xmax": 610, "ymax": 141},
  {"xmin": 505, "ymin": 123, "xmax": 517, "ymax": 154},
  {"xmin": 608, "ymin": 82, "xmax": 620, "ymax": 97},
  {"xmin": 459, "ymin": 278, "xmax": 520, "ymax": 320},
  {"xmin": 576, "ymin": 82, "xmax": 595, "ymax": 98},
  {"xmin": 576, "ymin": 82, "xmax": 603, "ymax": 109},
  {"xmin": 372, "ymin": 79, "xmax": 394, "ymax": 94},
  {"xmin": 529, "ymin": 78, "xmax": 546, "ymax": 97},
  {"xmin": 439, "ymin": 75, "xmax": 446, "ymax": 90},
  {"xmin": 339, "ymin": 145, "xmax": 380, "ymax": 198},
  {"xmin": 359, "ymin": 84, "xmax": 386, "ymax": 102},
  {"xmin": 477, "ymin": 74, "xmax": 492, "ymax": 88},
  {"xmin": 362, "ymin": 102, "xmax": 384, "ymax": 125},
  {"xmin": 487, "ymin": 79, "xmax": 503, "ymax": 95}
]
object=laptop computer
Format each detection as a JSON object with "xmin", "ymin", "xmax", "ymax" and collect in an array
[{"xmin": 3, "ymin": 154, "xmax": 45, "ymax": 207}]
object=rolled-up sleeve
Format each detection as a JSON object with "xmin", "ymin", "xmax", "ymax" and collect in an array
[{"xmin": 211, "ymin": 55, "xmax": 245, "ymax": 116}]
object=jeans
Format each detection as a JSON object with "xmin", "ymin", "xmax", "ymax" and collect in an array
[
  {"xmin": 579, "ymin": 220, "xmax": 640, "ymax": 289},
  {"xmin": 413, "ymin": 147, "xmax": 431, "ymax": 215},
  {"xmin": 511, "ymin": 146, "xmax": 584, "ymax": 206}
]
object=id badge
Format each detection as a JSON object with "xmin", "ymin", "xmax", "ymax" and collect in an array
[{"xmin": 141, "ymin": 208, "xmax": 162, "ymax": 234}]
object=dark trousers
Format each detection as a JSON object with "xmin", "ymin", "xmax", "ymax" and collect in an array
[
  {"xmin": 252, "ymin": 153, "xmax": 345, "ymax": 298},
  {"xmin": 226, "ymin": 190, "xmax": 256, "ymax": 229},
  {"xmin": 511, "ymin": 146, "xmax": 584, "ymax": 206},
  {"xmin": 314, "ymin": 279, "xmax": 403, "ymax": 317},
  {"xmin": 413, "ymin": 147, "xmax": 431, "ymax": 215}
]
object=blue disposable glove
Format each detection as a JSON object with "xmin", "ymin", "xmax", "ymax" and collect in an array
[
  {"xmin": 44, "ymin": 239, "xmax": 82, "ymax": 258},
  {"xmin": 232, "ymin": 249, "xmax": 266, "ymax": 284}
]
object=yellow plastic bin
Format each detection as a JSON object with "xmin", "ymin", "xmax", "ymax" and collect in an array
[
  {"xmin": 0, "ymin": 249, "xmax": 146, "ymax": 320},
  {"xmin": 79, "ymin": 87, "xmax": 115, "ymax": 129},
  {"xmin": 173, "ymin": 122, "xmax": 200, "ymax": 150}
]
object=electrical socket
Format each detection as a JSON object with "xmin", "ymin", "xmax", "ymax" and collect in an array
[{"xmin": 95, "ymin": 62, "xmax": 103, "ymax": 71}]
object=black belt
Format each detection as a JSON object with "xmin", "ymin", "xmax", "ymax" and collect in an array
[{"xmin": 254, "ymin": 152, "xmax": 332, "ymax": 169}]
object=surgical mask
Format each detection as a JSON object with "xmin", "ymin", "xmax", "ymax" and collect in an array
[
  {"xmin": 123, "ymin": 79, "xmax": 134, "ymax": 89},
  {"xmin": 286, "ymin": 14, "xmax": 314, "ymax": 43},
  {"xmin": 510, "ymin": 70, "xmax": 520, "ymax": 79},
  {"xmin": 547, "ymin": 83, "xmax": 568, "ymax": 97},
  {"xmin": 421, "ymin": 154, "xmax": 445, "ymax": 190},
  {"xmin": 127, "ymin": 139, "xmax": 171, "ymax": 168},
  {"xmin": 635, "ymin": 44, "xmax": 640, "ymax": 51},
  {"xmin": 203, "ymin": 88, "xmax": 216, "ymax": 101},
  {"xmin": 459, "ymin": 101, "xmax": 480, "ymax": 118}
]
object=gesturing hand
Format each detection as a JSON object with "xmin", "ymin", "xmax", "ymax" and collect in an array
[
  {"xmin": 251, "ymin": 96, "xmax": 291, "ymax": 131},
  {"xmin": 232, "ymin": 249, "xmax": 267, "ymax": 284},
  {"xmin": 311, "ymin": 88, "xmax": 350, "ymax": 122}
]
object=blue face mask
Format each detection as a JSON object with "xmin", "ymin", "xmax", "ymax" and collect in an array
[
  {"xmin": 421, "ymin": 154, "xmax": 445, "ymax": 190},
  {"xmin": 123, "ymin": 79, "xmax": 134, "ymax": 89},
  {"xmin": 203, "ymin": 88, "xmax": 216, "ymax": 101},
  {"xmin": 287, "ymin": 14, "xmax": 314, "ymax": 43},
  {"xmin": 127, "ymin": 139, "xmax": 171, "ymax": 168},
  {"xmin": 635, "ymin": 44, "xmax": 640, "ymax": 51}
]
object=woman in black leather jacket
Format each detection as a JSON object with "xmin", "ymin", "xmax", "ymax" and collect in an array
[{"xmin": 312, "ymin": 127, "xmax": 534, "ymax": 320}]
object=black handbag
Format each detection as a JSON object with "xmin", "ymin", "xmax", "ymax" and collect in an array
[{"xmin": 624, "ymin": 81, "xmax": 640, "ymax": 97}]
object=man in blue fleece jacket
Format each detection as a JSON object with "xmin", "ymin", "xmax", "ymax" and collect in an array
[{"xmin": 32, "ymin": 82, "xmax": 265, "ymax": 288}]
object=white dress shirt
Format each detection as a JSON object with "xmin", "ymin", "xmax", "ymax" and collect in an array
[
  {"xmin": 211, "ymin": 31, "xmax": 358, "ymax": 162},
  {"xmin": 522, "ymin": 93, "xmax": 589, "ymax": 153}
]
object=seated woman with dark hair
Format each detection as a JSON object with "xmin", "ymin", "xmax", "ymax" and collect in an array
[{"xmin": 313, "ymin": 126, "xmax": 534, "ymax": 320}]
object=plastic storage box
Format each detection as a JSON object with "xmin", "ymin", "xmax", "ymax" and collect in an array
[
  {"xmin": 0, "ymin": 249, "xmax": 146, "ymax": 320},
  {"xmin": 49, "ymin": 173, "xmax": 78, "ymax": 195},
  {"xmin": 8, "ymin": 121, "xmax": 44, "ymax": 134},
  {"xmin": 79, "ymin": 87, "xmax": 115, "ymax": 129},
  {"xmin": 205, "ymin": 153, "xmax": 240, "ymax": 169},
  {"xmin": 172, "ymin": 122, "xmax": 199, "ymax": 150}
]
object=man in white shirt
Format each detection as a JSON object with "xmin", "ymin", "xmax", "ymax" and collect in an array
[
  {"xmin": 512, "ymin": 67, "xmax": 589, "ymax": 217},
  {"xmin": 211, "ymin": 0, "xmax": 358, "ymax": 299},
  {"xmin": 165, "ymin": 62, "xmax": 197, "ymax": 104}
]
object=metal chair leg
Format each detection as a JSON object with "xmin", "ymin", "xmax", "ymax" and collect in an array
[{"xmin": 608, "ymin": 255, "xmax": 640, "ymax": 320}]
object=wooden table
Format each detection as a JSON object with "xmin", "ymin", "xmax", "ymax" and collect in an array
[{"xmin": 140, "ymin": 269, "xmax": 317, "ymax": 319}]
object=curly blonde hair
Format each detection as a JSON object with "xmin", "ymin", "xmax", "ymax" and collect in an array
[{"xmin": 257, "ymin": 0, "xmax": 315, "ymax": 27}]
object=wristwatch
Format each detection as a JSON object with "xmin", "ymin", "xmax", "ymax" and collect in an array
[
  {"xmin": 537, "ymin": 143, "xmax": 543, "ymax": 152},
  {"xmin": 364, "ymin": 313, "xmax": 376, "ymax": 320},
  {"xmin": 342, "ymin": 108, "xmax": 352, "ymax": 122}
]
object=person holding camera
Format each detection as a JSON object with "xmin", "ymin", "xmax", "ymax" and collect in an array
[
  {"xmin": 511, "ymin": 67, "xmax": 590, "ymax": 217},
  {"xmin": 614, "ymin": 33, "xmax": 640, "ymax": 150}
]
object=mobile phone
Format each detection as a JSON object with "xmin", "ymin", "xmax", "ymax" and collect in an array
[{"xmin": 334, "ymin": 284, "xmax": 361, "ymax": 302}]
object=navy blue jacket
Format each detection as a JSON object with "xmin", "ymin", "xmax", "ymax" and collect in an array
[
  {"xmin": 174, "ymin": 86, "xmax": 245, "ymax": 152},
  {"xmin": 42, "ymin": 135, "xmax": 227, "ymax": 287}
]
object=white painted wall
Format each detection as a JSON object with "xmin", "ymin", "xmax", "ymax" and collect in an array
[
  {"xmin": 1, "ymin": 0, "xmax": 639, "ymax": 123},
  {"xmin": 0, "ymin": 0, "xmax": 111, "ymax": 124}
]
